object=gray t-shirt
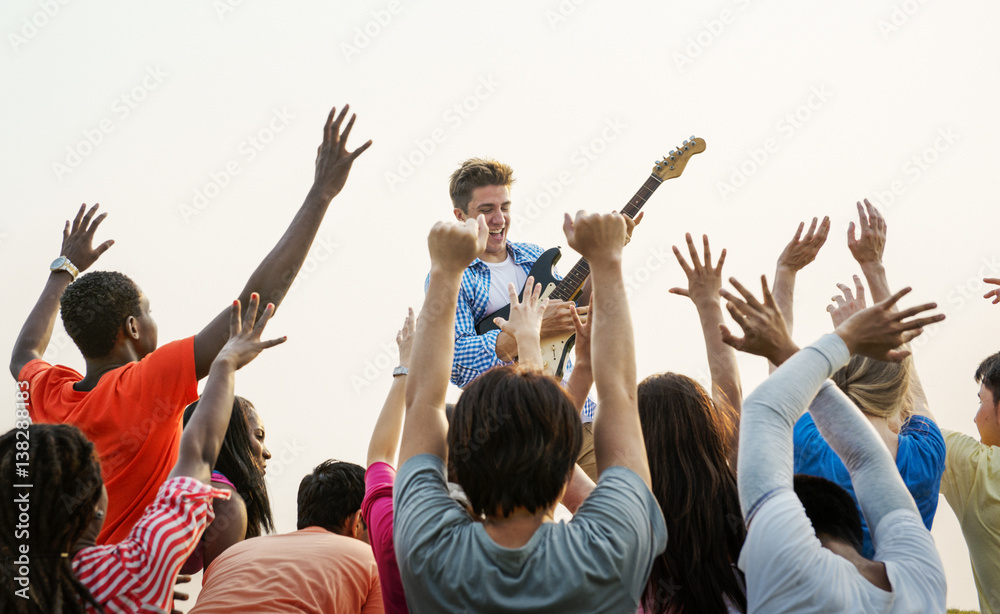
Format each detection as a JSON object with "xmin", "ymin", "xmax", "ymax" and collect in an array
[{"xmin": 394, "ymin": 454, "xmax": 667, "ymax": 614}]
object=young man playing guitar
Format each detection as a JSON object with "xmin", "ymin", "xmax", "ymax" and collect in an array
[{"xmin": 444, "ymin": 158, "xmax": 640, "ymax": 480}]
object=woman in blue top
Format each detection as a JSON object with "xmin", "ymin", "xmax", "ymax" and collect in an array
[{"xmin": 772, "ymin": 202, "xmax": 945, "ymax": 558}]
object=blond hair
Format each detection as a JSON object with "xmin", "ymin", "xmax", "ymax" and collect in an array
[
  {"xmin": 449, "ymin": 158, "xmax": 515, "ymax": 213},
  {"xmin": 832, "ymin": 355, "xmax": 912, "ymax": 420}
]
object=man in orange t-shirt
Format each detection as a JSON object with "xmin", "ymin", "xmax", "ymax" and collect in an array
[
  {"xmin": 10, "ymin": 105, "xmax": 371, "ymax": 544},
  {"xmin": 190, "ymin": 461, "xmax": 383, "ymax": 614}
]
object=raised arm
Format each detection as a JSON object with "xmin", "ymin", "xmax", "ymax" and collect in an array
[
  {"xmin": 722, "ymin": 279, "xmax": 943, "ymax": 519},
  {"xmin": 399, "ymin": 217, "xmax": 489, "ymax": 467},
  {"xmin": 171, "ymin": 295, "xmax": 286, "ymax": 484},
  {"xmin": 670, "ymin": 233, "xmax": 742, "ymax": 462},
  {"xmin": 366, "ymin": 308, "xmax": 415, "ymax": 468},
  {"xmin": 564, "ymin": 211, "xmax": 650, "ymax": 487},
  {"xmin": 984, "ymin": 278, "xmax": 1000, "ymax": 304},
  {"xmin": 771, "ymin": 217, "xmax": 830, "ymax": 333},
  {"xmin": 192, "ymin": 106, "xmax": 371, "ymax": 379},
  {"xmin": 564, "ymin": 296, "xmax": 593, "ymax": 413},
  {"xmin": 10, "ymin": 204, "xmax": 114, "ymax": 379}
]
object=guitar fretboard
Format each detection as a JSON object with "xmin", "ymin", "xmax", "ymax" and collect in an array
[{"xmin": 550, "ymin": 175, "xmax": 664, "ymax": 302}]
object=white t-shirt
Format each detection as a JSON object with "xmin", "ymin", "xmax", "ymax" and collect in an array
[
  {"xmin": 738, "ymin": 489, "xmax": 945, "ymax": 613},
  {"xmin": 484, "ymin": 255, "xmax": 527, "ymax": 315}
]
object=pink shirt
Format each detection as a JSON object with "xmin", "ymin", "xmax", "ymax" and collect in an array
[{"xmin": 362, "ymin": 462, "xmax": 409, "ymax": 614}]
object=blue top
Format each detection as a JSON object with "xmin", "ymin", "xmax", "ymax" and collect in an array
[{"xmin": 793, "ymin": 412, "xmax": 946, "ymax": 558}]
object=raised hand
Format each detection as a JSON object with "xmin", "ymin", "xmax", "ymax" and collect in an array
[
  {"xmin": 984, "ymin": 278, "xmax": 1000, "ymax": 305},
  {"xmin": 670, "ymin": 233, "xmax": 726, "ymax": 306},
  {"xmin": 171, "ymin": 574, "xmax": 192, "ymax": 614},
  {"xmin": 214, "ymin": 293, "xmax": 287, "ymax": 371},
  {"xmin": 720, "ymin": 276, "xmax": 800, "ymax": 365},
  {"xmin": 563, "ymin": 211, "xmax": 627, "ymax": 264},
  {"xmin": 847, "ymin": 198, "xmax": 886, "ymax": 265},
  {"xmin": 397, "ymin": 307, "xmax": 416, "ymax": 367},
  {"xmin": 494, "ymin": 277, "xmax": 548, "ymax": 368},
  {"xmin": 60, "ymin": 203, "xmax": 115, "ymax": 272},
  {"xmin": 827, "ymin": 275, "xmax": 868, "ymax": 327},
  {"xmin": 834, "ymin": 287, "xmax": 944, "ymax": 361},
  {"xmin": 428, "ymin": 216, "xmax": 488, "ymax": 275},
  {"xmin": 623, "ymin": 211, "xmax": 644, "ymax": 246},
  {"xmin": 311, "ymin": 105, "xmax": 373, "ymax": 202},
  {"xmin": 777, "ymin": 216, "xmax": 830, "ymax": 272}
]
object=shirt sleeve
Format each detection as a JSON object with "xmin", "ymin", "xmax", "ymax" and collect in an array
[
  {"xmin": 362, "ymin": 462, "xmax": 406, "ymax": 613},
  {"xmin": 121, "ymin": 336, "xmax": 199, "ymax": 416},
  {"xmin": 940, "ymin": 429, "xmax": 985, "ymax": 515},
  {"xmin": 74, "ymin": 476, "xmax": 230, "ymax": 611},
  {"xmin": 451, "ymin": 280, "xmax": 508, "ymax": 388}
]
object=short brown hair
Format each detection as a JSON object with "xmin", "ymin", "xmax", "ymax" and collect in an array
[
  {"xmin": 449, "ymin": 158, "xmax": 515, "ymax": 213},
  {"xmin": 448, "ymin": 365, "xmax": 581, "ymax": 518}
]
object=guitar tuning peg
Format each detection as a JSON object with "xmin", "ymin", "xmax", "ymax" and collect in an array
[
  {"xmin": 689, "ymin": 134, "xmax": 696, "ymax": 140},
  {"xmin": 683, "ymin": 139, "xmax": 689, "ymax": 145},
  {"xmin": 668, "ymin": 150, "xmax": 675, "ymax": 156}
]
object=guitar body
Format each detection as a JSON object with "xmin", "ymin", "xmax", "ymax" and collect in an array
[{"xmin": 472, "ymin": 136, "xmax": 706, "ymax": 379}]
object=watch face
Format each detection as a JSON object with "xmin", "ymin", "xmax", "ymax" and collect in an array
[{"xmin": 50, "ymin": 256, "xmax": 67, "ymax": 269}]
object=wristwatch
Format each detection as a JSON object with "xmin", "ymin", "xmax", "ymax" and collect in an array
[
  {"xmin": 50, "ymin": 256, "xmax": 80, "ymax": 280},
  {"xmin": 392, "ymin": 366, "xmax": 409, "ymax": 377}
]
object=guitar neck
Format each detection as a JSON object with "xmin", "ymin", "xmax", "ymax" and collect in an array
[{"xmin": 549, "ymin": 174, "xmax": 664, "ymax": 302}]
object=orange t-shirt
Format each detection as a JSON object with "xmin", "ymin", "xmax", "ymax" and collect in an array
[
  {"xmin": 191, "ymin": 527, "xmax": 384, "ymax": 613},
  {"xmin": 18, "ymin": 337, "xmax": 198, "ymax": 545}
]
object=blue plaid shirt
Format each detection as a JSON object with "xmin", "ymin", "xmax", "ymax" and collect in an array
[{"xmin": 435, "ymin": 240, "xmax": 596, "ymax": 422}]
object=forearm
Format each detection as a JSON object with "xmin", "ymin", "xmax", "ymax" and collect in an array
[
  {"xmin": 738, "ymin": 333, "xmax": 849, "ymax": 520},
  {"xmin": 561, "ymin": 464, "xmax": 596, "ymax": 514},
  {"xmin": 808, "ymin": 381, "xmax": 919, "ymax": 529},
  {"xmin": 860, "ymin": 261, "xmax": 891, "ymax": 304},
  {"xmin": 366, "ymin": 376, "xmax": 407, "ymax": 467},
  {"xmin": 495, "ymin": 331, "xmax": 517, "ymax": 362},
  {"xmin": 564, "ymin": 358, "xmax": 593, "ymax": 413},
  {"xmin": 400, "ymin": 269, "xmax": 461, "ymax": 465},
  {"xmin": 771, "ymin": 265, "xmax": 797, "ymax": 332},
  {"xmin": 11, "ymin": 273, "xmax": 74, "ymax": 377},
  {"xmin": 513, "ymin": 331, "xmax": 543, "ymax": 368},
  {"xmin": 589, "ymin": 259, "xmax": 648, "ymax": 484},
  {"xmin": 240, "ymin": 189, "xmax": 332, "ymax": 308},
  {"xmin": 694, "ymin": 299, "xmax": 742, "ymax": 417},
  {"xmin": 171, "ymin": 358, "xmax": 237, "ymax": 483}
]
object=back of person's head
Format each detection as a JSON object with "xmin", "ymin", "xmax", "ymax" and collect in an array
[
  {"xmin": 0, "ymin": 424, "xmax": 104, "ymax": 613},
  {"xmin": 975, "ymin": 351, "xmax": 1000, "ymax": 403},
  {"xmin": 832, "ymin": 355, "xmax": 911, "ymax": 420},
  {"xmin": 793, "ymin": 474, "xmax": 864, "ymax": 554},
  {"xmin": 637, "ymin": 373, "xmax": 746, "ymax": 614},
  {"xmin": 449, "ymin": 158, "xmax": 515, "ymax": 213},
  {"xmin": 184, "ymin": 396, "xmax": 273, "ymax": 538},
  {"xmin": 59, "ymin": 270, "xmax": 142, "ymax": 359},
  {"xmin": 296, "ymin": 460, "xmax": 365, "ymax": 534},
  {"xmin": 448, "ymin": 364, "xmax": 581, "ymax": 518}
]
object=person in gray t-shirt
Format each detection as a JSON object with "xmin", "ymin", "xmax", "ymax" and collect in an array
[{"xmin": 394, "ymin": 212, "xmax": 666, "ymax": 614}]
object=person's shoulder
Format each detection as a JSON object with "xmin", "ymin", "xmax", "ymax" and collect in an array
[
  {"xmin": 508, "ymin": 240, "xmax": 544, "ymax": 260},
  {"xmin": 20, "ymin": 358, "xmax": 79, "ymax": 385}
]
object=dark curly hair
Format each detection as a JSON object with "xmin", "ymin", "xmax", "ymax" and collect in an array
[
  {"xmin": 296, "ymin": 460, "xmax": 365, "ymax": 534},
  {"xmin": 0, "ymin": 424, "xmax": 105, "ymax": 613},
  {"xmin": 59, "ymin": 271, "xmax": 142, "ymax": 359}
]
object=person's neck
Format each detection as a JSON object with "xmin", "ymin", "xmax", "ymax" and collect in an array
[
  {"xmin": 864, "ymin": 414, "xmax": 899, "ymax": 460},
  {"xmin": 77, "ymin": 347, "xmax": 140, "ymax": 391},
  {"xmin": 478, "ymin": 249, "xmax": 508, "ymax": 264},
  {"xmin": 483, "ymin": 505, "xmax": 554, "ymax": 548},
  {"xmin": 820, "ymin": 535, "xmax": 891, "ymax": 591}
]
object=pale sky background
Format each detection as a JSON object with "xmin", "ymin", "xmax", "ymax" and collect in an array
[{"xmin": 2, "ymin": 0, "xmax": 997, "ymax": 609}]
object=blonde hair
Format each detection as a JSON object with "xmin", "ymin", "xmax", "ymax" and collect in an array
[
  {"xmin": 832, "ymin": 355, "xmax": 912, "ymax": 420},
  {"xmin": 449, "ymin": 158, "xmax": 515, "ymax": 213}
]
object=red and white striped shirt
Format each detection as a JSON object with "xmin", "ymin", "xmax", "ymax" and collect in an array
[{"xmin": 74, "ymin": 476, "xmax": 229, "ymax": 613}]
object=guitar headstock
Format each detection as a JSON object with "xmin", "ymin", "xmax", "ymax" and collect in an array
[{"xmin": 652, "ymin": 136, "xmax": 706, "ymax": 182}]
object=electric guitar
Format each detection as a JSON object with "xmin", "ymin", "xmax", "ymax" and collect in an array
[{"xmin": 476, "ymin": 136, "xmax": 707, "ymax": 377}]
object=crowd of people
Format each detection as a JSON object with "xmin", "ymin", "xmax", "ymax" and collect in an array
[{"xmin": 2, "ymin": 103, "xmax": 998, "ymax": 613}]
